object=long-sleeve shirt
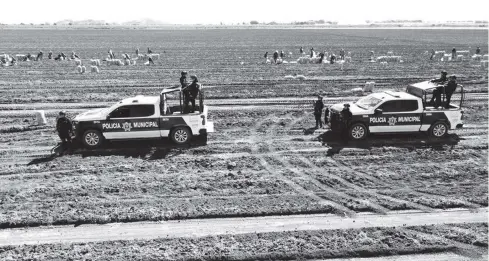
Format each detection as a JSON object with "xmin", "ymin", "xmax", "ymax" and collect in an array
[{"xmin": 314, "ymin": 100, "xmax": 324, "ymax": 115}]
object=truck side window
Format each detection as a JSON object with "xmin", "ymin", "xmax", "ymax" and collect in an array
[
  {"xmin": 109, "ymin": 105, "xmax": 155, "ymax": 118},
  {"xmin": 109, "ymin": 106, "xmax": 131, "ymax": 118},
  {"xmin": 378, "ymin": 100, "xmax": 418, "ymax": 113},
  {"xmin": 400, "ymin": 100, "xmax": 418, "ymax": 111},
  {"xmin": 378, "ymin": 101, "xmax": 397, "ymax": 112},
  {"xmin": 130, "ymin": 105, "xmax": 155, "ymax": 117}
]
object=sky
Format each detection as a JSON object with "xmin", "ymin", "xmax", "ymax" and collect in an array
[{"xmin": 0, "ymin": 0, "xmax": 488, "ymax": 25}]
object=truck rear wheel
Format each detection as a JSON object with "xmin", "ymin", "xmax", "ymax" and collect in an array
[
  {"xmin": 349, "ymin": 123, "xmax": 368, "ymax": 140},
  {"xmin": 430, "ymin": 122, "xmax": 448, "ymax": 138},
  {"xmin": 171, "ymin": 127, "xmax": 191, "ymax": 145},
  {"xmin": 82, "ymin": 129, "xmax": 103, "ymax": 149}
]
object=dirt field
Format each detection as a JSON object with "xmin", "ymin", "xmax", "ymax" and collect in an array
[{"xmin": 0, "ymin": 28, "xmax": 487, "ymax": 259}]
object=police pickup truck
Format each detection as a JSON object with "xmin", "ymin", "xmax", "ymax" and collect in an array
[
  {"xmin": 328, "ymin": 81, "xmax": 464, "ymax": 140},
  {"xmin": 72, "ymin": 86, "xmax": 214, "ymax": 149}
]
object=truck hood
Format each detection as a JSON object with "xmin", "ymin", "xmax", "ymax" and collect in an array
[
  {"xmin": 330, "ymin": 103, "xmax": 368, "ymax": 115},
  {"xmin": 74, "ymin": 108, "xmax": 107, "ymax": 121}
]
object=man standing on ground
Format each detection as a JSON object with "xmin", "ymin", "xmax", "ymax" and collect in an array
[
  {"xmin": 313, "ymin": 95, "xmax": 324, "ymax": 129},
  {"xmin": 56, "ymin": 111, "xmax": 73, "ymax": 153},
  {"xmin": 340, "ymin": 104, "xmax": 352, "ymax": 140}
]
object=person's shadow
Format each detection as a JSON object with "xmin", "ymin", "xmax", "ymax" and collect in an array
[{"xmin": 318, "ymin": 130, "xmax": 461, "ymax": 156}]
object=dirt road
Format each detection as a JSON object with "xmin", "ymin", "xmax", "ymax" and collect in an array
[{"xmin": 1, "ymin": 208, "xmax": 486, "ymax": 246}]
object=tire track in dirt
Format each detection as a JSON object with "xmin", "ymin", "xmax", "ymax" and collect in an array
[
  {"xmin": 278, "ymin": 115, "xmax": 437, "ymax": 212},
  {"xmin": 248, "ymin": 115, "xmax": 356, "ymax": 217},
  {"xmin": 264, "ymin": 113, "xmax": 392, "ymax": 214}
]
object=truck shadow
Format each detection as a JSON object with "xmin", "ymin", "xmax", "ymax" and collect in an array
[
  {"xmin": 28, "ymin": 138, "xmax": 206, "ymax": 165},
  {"xmin": 318, "ymin": 130, "xmax": 462, "ymax": 156},
  {"xmin": 75, "ymin": 138, "xmax": 206, "ymax": 160}
]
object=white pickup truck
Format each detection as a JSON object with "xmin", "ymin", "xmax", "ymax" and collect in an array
[
  {"xmin": 328, "ymin": 81, "xmax": 464, "ymax": 140},
  {"xmin": 72, "ymin": 86, "xmax": 214, "ymax": 148}
]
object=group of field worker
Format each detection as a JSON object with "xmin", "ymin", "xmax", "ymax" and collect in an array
[{"xmin": 179, "ymin": 71, "xmax": 201, "ymax": 113}]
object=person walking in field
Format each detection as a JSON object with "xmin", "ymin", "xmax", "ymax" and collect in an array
[
  {"xmin": 430, "ymin": 49, "xmax": 435, "ymax": 60},
  {"xmin": 451, "ymin": 47, "xmax": 456, "ymax": 60},
  {"xmin": 339, "ymin": 48, "xmax": 345, "ymax": 60},
  {"xmin": 313, "ymin": 95, "xmax": 324, "ymax": 129},
  {"xmin": 56, "ymin": 111, "xmax": 73, "ymax": 152},
  {"xmin": 310, "ymin": 48, "xmax": 314, "ymax": 58}
]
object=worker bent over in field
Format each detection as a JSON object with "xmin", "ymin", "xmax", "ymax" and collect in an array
[
  {"xmin": 56, "ymin": 111, "xmax": 73, "ymax": 152},
  {"xmin": 313, "ymin": 95, "xmax": 324, "ymax": 129},
  {"xmin": 183, "ymin": 75, "xmax": 200, "ymax": 113},
  {"xmin": 340, "ymin": 104, "xmax": 352, "ymax": 140},
  {"xmin": 273, "ymin": 50, "xmax": 279, "ymax": 63}
]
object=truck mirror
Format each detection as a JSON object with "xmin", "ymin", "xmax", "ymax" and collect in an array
[{"xmin": 374, "ymin": 108, "xmax": 383, "ymax": 114}]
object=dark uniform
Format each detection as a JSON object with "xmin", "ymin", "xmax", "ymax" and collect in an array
[
  {"xmin": 324, "ymin": 107, "xmax": 330, "ymax": 125},
  {"xmin": 339, "ymin": 49, "xmax": 345, "ymax": 60},
  {"xmin": 264, "ymin": 52, "xmax": 268, "ymax": 59},
  {"xmin": 136, "ymin": 48, "xmax": 139, "ymax": 56},
  {"xmin": 476, "ymin": 47, "xmax": 481, "ymax": 55},
  {"xmin": 310, "ymin": 48, "xmax": 314, "ymax": 58},
  {"xmin": 300, "ymin": 47, "xmax": 303, "ymax": 55},
  {"xmin": 451, "ymin": 47, "xmax": 456, "ymax": 60},
  {"xmin": 48, "ymin": 51, "xmax": 53, "ymax": 59},
  {"xmin": 430, "ymin": 49, "xmax": 435, "ymax": 60},
  {"xmin": 340, "ymin": 104, "xmax": 352, "ymax": 140},
  {"xmin": 184, "ymin": 75, "xmax": 200, "ymax": 113},
  {"xmin": 429, "ymin": 71, "xmax": 448, "ymax": 107},
  {"xmin": 318, "ymin": 52, "xmax": 325, "ymax": 63},
  {"xmin": 56, "ymin": 112, "xmax": 73, "ymax": 150},
  {"xmin": 36, "ymin": 51, "xmax": 43, "ymax": 61},
  {"xmin": 314, "ymin": 97, "xmax": 324, "ymax": 128},
  {"xmin": 273, "ymin": 51, "xmax": 279, "ymax": 63},
  {"xmin": 280, "ymin": 50, "xmax": 284, "ymax": 59},
  {"xmin": 180, "ymin": 71, "xmax": 188, "ymax": 104},
  {"xmin": 444, "ymin": 76, "xmax": 457, "ymax": 109},
  {"xmin": 330, "ymin": 54, "xmax": 336, "ymax": 64}
]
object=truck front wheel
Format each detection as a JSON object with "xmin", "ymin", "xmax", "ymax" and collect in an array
[
  {"xmin": 171, "ymin": 127, "xmax": 191, "ymax": 145},
  {"xmin": 82, "ymin": 129, "xmax": 103, "ymax": 149},
  {"xmin": 349, "ymin": 123, "xmax": 368, "ymax": 140}
]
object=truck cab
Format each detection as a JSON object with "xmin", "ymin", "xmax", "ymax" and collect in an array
[
  {"xmin": 72, "ymin": 85, "xmax": 214, "ymax": 149},
  {"xmin": 328, "ymin": 81, "xmax": 464, "ymax": 140}
]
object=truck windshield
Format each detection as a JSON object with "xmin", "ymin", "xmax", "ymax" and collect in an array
[{"xmin": 355, "ymin": 96, "xmax": 382, "ymax": 109}]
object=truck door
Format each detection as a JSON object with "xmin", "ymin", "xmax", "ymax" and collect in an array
[
  {"xmin": 103, "ymin": 104, "xmax": 160, "ymax": 139},
  {"xmin": 371, "ymin": 100, "xmax": 423, "ymax": 133}
]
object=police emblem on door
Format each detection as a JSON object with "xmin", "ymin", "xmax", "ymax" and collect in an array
[
  {"xmin": 122, "ymin": 122, "xmax": 132, "ymax": 131},
  {"xmin": 388, "ymin": 116, "xmax": 397, "ymax": 126}
]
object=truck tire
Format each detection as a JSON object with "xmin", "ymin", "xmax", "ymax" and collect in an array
[
  {"xmin": 82, "ymin": 129, "xmax": 103, "ymax": 149},
  {"xmin": 171, "ymin": 127, "xmax": 191, "ymax": 145},
  {"xmin": 429, "ymin": 122, "xmax": 448, "ymax": 138},
  {"xmin": 349, "ymin": 123, "xmax": 368, "ymax": 140}
]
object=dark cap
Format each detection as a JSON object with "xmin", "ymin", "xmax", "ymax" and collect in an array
[
  {"xmin": 181, "ymin": 71, "xmax": 187, "ymax": 75},
  {"xmin": 344, "ymin": 103, "xmax": 350, "ymax": 107},
  {"xmin": 449, "ymin": 75, "xmax": 457, "ymax": 79},
  {"xmin": 59, "ymin": 111, "xmax": 66, "ymax": 116},
  {"xmin": 190, "ymin": 75, "xmax": 198, "ymax": 81}
]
